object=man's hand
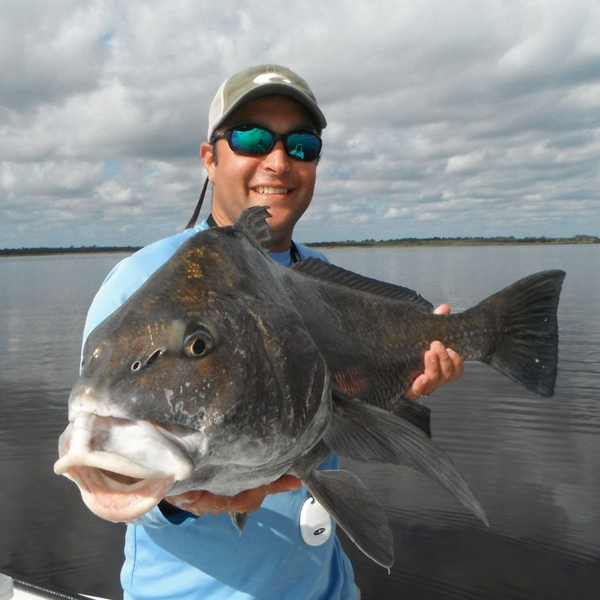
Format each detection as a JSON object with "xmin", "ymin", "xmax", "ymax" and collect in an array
[
  {"xmin": 403, "ymin": 304, "xmax": 464, "ymax": 401},
  {"xmin": 164, "ymin": 474, "xmax": 302, "ymax": 517}
]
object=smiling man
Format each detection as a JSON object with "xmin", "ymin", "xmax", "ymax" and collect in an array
[
  {"xmin": 203, "ymin": 95, "xmax": 320, "ymax": 252},
  {"xmin": 82, "ymin": 64, "xmax": 463, "ymax": 600}
]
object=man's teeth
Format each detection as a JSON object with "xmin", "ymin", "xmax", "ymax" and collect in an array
[{"xmin": 255, "ymin": 187, "xmax": 289, "ymax": 195}]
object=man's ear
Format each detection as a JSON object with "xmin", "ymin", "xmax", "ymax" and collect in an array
[{"xmin": 200, "ymin": 142, "xmax": 216, "ymax": 182}]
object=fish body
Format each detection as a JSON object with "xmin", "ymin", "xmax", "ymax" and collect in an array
[
  {"xmin": 55, "ymin": 207, "xmax": 565, "ymax": 568},
  {"xmin": 285, "ymin": 256, "xmax": 561, "ymax": 403}
]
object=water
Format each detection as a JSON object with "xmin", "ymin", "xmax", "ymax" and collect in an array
[
  {"xmin": 0, "ymin": 245, "xmax": 599, "ymax": 599},
  {"xmin": 0, "ymin": 254, "xmax": 128, "ymax": 598}
]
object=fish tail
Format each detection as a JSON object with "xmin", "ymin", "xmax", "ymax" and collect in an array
[{"xmin": 470, "ymin": 269, "xmax": 566, "ymax": 397}]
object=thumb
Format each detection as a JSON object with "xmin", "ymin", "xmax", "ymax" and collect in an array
[{"xmin": 434, "ymin": 303, "xmax": 451, "ymax": 315}]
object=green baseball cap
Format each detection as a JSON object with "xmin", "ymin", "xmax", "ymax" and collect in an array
[{"xmin": 207, "ymin": 64, "xmax": 327, "ymax": 139}]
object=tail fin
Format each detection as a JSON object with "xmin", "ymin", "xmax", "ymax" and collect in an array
[{"xmin": 476, "ymin": 270, "xmax": 565, "ymax": 397}]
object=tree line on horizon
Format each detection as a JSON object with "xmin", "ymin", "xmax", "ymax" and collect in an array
[
  {"xmin": 0, "ymin": 234, "xmax": 598, "ymax": 256},
  {"xmin": 310, "ymin": 233, "xmax": 599, "ymax": 247}
]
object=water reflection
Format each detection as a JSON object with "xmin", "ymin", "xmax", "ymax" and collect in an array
[
  {"xmin": 326, "ymin": 244, "xmax": 600, "ymax": 599},
  {"xmin": 0, "ymin": 246, "xmax": 599, "ymax": 599}
]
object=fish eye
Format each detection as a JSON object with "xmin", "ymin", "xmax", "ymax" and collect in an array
[{"xmin": 183, "ymin": 327, "xmax": 214, "ymax": 358}]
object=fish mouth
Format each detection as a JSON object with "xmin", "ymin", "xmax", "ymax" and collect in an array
[
  {"xmin": 54, "ymin": 412, "xmax": 195, "ymax": 522},
  {"xmin": 63, "ymin": 464, "xmax": 175, "ymax": 522},
  {"xmin": 100, "ymin": 469, "xmax": 144, "ymax": 486}
]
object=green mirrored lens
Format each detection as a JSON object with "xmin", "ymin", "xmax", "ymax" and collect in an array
[
  {"xmin": 286, "ymin": 133, "xmax": 322, "ymax": 161},
  {"xmin": 226, "ymin": 127, "xmax": 321, "ymax": 161},
  {"xmin": 230, "ymin": 128, "xmax": 274, "ymax": 155}
]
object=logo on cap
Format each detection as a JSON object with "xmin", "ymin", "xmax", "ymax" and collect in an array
[{"xmin": 253, "ymin": 73, "xmax": 292, "ymax": 85}]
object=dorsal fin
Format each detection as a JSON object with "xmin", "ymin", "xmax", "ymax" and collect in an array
[
  {"xmin": 293, "ymin": 258, "xmax": 434, "ymax": 311},
  {"xmin": 235, "ymin": 206, "xmax": 272, "ymax": 249}
]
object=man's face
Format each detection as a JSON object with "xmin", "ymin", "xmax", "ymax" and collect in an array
[{"xmin": 201, "ymin": 95, "xmax": 319, "ymax": 251}]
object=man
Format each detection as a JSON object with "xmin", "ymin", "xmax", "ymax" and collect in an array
[{"xmin": 83, "ymin": 64, "xmax": 463, "ymax": 600}]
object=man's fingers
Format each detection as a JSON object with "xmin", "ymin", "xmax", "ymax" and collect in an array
[
  {"xmin": 404, "ymin": 339, "xmax": 465, "ymax": 400},
  {"xmin": 267, "ymin": 475, "xmax": 302, "ymax": 494},
  {"xmin": 208, "ymin": 493, "xmax": 234, "ymax": 514},
  {"xmin": 446, "ymin": 347, "xmax": 464, "ymax": 379},
  {"xmin": 225, "ymin": 488, "xmax": 266, "ymax": 513},
  {"xmin": 226, "ymin": 476, "xmax": 302, "ymax": 513},
  {"xmin": 433, "ymin": 303, "xmax": 451, "ymax": 316},
  {"xmin": 424, "ymin": 347, "xmax": 441, "ymax": 386},
  {"xmin": 165, "ymin": 490, "xmax": 207, "ymax": 509},
  {"xmin": 164, "ymin": 475, "xmax": 303, "ymax": 517},
  {"xmin": 403, "ymin": 373, "xmax": 429, "ymax": 400},
  {"xmin": 433, "ymin": 341, "xmax": 454, "ymax": 380}
]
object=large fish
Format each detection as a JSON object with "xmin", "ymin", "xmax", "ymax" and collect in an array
[{"xmin": 54, "ymin": 207, "xmax": 565, "ymax": 568}]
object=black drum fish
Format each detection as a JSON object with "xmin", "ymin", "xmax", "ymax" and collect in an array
[{"xmin": 54, "ymin": 207, "xmax": 565, "ymax": 568}]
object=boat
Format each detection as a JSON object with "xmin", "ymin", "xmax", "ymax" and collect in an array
[{"xmin": 0, "ymin": 573, "xmax": 108, "ymax": 600}]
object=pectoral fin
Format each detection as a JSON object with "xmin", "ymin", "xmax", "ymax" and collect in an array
[{"xmin": 326, "ymin": 394, "xmax": 488, "ymax": 526}]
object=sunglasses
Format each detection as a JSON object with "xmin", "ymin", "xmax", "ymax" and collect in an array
[{"xmin": 211, "ymin": 124, "xmax": 322, "ymax": 162}]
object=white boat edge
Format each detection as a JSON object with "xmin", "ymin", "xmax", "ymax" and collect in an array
[
  {"xmin": 13, "ymin": 592, "xmax": 107, "ymax": 600},
  {"xmin": 1, "ymin": 572, "xmax": 110, "ymax": 600}
]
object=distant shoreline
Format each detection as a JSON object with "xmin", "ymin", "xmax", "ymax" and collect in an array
[
  {"xmin": 1, "ymin": 235, "xmax": 598, "ymax": 257},
  {"xmin": 311, "ymin": 235, "xmax": 599, "ymax": 249},
  {"xmin": 0, "ymin": 246, "xmax": 141, "ymax": 257}
]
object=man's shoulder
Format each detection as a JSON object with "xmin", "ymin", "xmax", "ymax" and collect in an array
[
  {"xmin": 130, "ymin": 229, "xmax": 198, "ymax": 267},
  {"xmin": 83, "ymin": 228, "xmax": 201, "ymax": 342},
  {"xmin": 107, "ymin": 228, "xmax": 199, "ymax": 283},
  {"xmin": 295, "ymin": 243, "xmax": 330, "ymax": 264}
]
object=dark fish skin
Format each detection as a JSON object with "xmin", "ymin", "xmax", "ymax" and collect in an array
[
  {"xmin": 57, "ymin": 206, "xmax": 565, "ymax": 570},
  {"xmin": 77, "ymin": 228, "xmax": 330, "ymax": 438},
  {"xmin": 285, "ymin": 257, "xmax": 563, "ymax": 405}
]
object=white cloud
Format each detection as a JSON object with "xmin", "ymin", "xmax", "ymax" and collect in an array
[
  {"xmin": 1, "ymin": 0, "xmax": 599, "ymax": 248},
  {"xmin": 445, "ymin": 151, "xmax": 486, "ymax": 173}
]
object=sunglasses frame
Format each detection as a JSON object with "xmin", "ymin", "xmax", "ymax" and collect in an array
[{"xmin": 211, "ymin": 124, "xmax": 322, "ymax": 162}]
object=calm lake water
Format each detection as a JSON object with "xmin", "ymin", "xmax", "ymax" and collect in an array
[{"xmin": 0, "ymin": 244, "xmax": 599, "ymax": 599}]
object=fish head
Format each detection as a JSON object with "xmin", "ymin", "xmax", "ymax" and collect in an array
[{"xmin": 55, "ymin": 228, "xmax": 331, "ymax": 521}]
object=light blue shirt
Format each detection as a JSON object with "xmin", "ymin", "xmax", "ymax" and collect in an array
[{"xmin": 82, "ymin": 221, "xmax": 358, "ymax": 600}]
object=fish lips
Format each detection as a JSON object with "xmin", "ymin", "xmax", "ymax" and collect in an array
[
  {"xmin": 63, "ymin": 465, "xmax": 175, "ymax": 523},
  {"xmin": 54, "ymin": 412, "xmax": 195, "ymax": 522}
]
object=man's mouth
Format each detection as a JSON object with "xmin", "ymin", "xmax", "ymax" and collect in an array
[{"xmin": 254, "ymin": 186, "xmax": 291, "ymax": 195}]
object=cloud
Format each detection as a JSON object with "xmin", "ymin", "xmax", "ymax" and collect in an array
[
  {"xmin": 1, "ymin": 0, "xmax": 599, "ymax": 248},
  {"xmin": 445, "ymin": 151, "xmax": 486, "ymax": 174}
]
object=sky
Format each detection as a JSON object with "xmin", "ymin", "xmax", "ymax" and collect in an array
[{"xmin": 1, "ymin": 0, "xmax": 599, "ymax": 249}]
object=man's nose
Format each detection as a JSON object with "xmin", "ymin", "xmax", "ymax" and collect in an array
[{"xmin": 262, "ymin": 141, "xmax": 290, "ymax": 173}]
